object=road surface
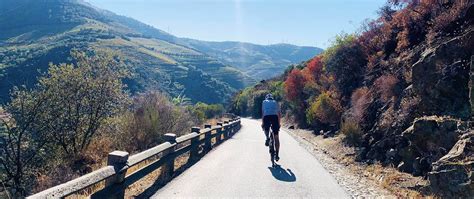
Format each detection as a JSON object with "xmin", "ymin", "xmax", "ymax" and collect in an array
[{"xmin": 152, "ymin": 118, "xmax": 349, "ymax": 198}]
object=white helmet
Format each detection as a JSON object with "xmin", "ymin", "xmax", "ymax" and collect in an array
[{"xmin": 265, "ymin": 93, "xmax": 273, "ymax": 100}]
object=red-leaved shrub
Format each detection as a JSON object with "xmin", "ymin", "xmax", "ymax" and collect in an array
[
  {"xmin": 374, "ymin": 75, "xmax": 399, "ymax": 102},
  {"xmin": 350, "ymin": 87, "xmax": 373, "ymax": 123}
]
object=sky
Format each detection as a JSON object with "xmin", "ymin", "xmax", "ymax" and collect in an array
[{"xmin": 86, "ymin": 0, "xmax": 386, "ymax": 48}]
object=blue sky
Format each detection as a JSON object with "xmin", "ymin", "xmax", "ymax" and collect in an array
[{"xmin": 86, "ymin": 0, "xmax": 386, "ymax": 48}]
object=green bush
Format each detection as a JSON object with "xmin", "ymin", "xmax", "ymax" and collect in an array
[
  {"xmin": 229, "ymin": 81, "xmax": 284, "ymax": 118},
  {"xmin": 340, "ymin": 120, "xmax": 363, "ymax": 146},
  {"xmin": 191, "ymin": 102, "xmax": 225, "ymax": 123},
  {"xmin": 229, "ymin": 88, "xmax": 251, "ymax": 116},
  {"xmin": 306, "ymin": 92, "xmax": 342, "ymax": 126},
  {"xmin": 248, "ymin": 90, "xmax": 267, "ymax": 118}
]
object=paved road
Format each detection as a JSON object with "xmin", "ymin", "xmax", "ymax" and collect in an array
[{"xmin": 152, "ymin": 118, "xmax": 349, "ymax": 198}]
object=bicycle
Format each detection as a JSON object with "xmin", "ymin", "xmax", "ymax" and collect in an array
[{"xmin": 268, "ymin": 128, "xmax": 277, "ymax": 167}]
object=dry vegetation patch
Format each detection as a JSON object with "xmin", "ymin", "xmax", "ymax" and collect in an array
[{"xmin": 287, "ymin": 127, "xmax": 432, "ymax": 198}]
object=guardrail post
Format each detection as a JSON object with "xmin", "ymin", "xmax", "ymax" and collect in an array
[
  {"xmin": 105, "ymin": 151, "xmax": 129, "ymax": 199},
  {"xmin": 161, "ymin": 133, "xmax": 176, "ymax": 182},
  {"xmin": 224, "ymin": 121, "xmax": 230, "ymax": 138},
  {"xmin": 229, "ymin": 120, "xmax": 235, "ymax": 135},
  {"xmin": 231, "ymin": 119, "xmax": 237, "ymax": 133},
  {"xmin": 190, "ymin": 127, "xmax": 200, "ymax": 161},
  {"xmin": 237, "ymin": 118, "xmax": 241, "ymax": 130},
  {"xmin": 204, "ymin": 124, "xmax": 212, "ymax": 152},
  {"xmin": 216, "ymin": 122, "xmax": 223, "ymax": 143}
]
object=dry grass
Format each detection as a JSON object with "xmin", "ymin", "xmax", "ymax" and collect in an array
[
  {"xmin": 125, "ymin": 153, "xmax": 191, "ymax": 198},
  {"xmin": 50, "ymin": 117, "xmax": 234, "ymax": 198},
  {"xmin": 288, "ymin": 128, "xmax": 433, "ymax": 198}
]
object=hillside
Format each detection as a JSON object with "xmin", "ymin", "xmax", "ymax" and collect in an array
[
  {"xmin": 0, "ymin": 0, "xmax": 238, "ymax": 104},
  {"xmin": 0, "ymin": 0, "xmax": 321, "ymax": 104},
  {"xmin": 178, "ymin": 40, "xmax": 323, "ymax": 80},
  {"xmin": 231, "ymin": 1, "xmax": 473, "ymax": 197},
  {"xmin": 99, "ymin": 11, "xmax": 323, "ymax": 81}
]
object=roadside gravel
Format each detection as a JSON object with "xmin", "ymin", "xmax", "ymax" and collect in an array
[{"xmin": 285, "ymin": 128, "xmax": 396, "ymax": 198}]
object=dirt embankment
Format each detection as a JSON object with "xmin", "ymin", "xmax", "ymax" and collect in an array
[{"xmin": 286, "ymin": 127, "xmax": 433, "ymax": 198}]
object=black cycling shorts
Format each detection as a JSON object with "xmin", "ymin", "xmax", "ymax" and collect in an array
[{"xmin": 263, "ymin": 115, "xmax": 280, "ymax": 134}]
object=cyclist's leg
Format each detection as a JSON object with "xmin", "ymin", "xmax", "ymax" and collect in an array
[
  {"xmin": 274, "ymin": 133, "xmax": 280, "ymax": 157},
  {"xmin": 271, "ymin": 115, "xmax": 281, "ymax": 158},
  {"xmin": 262, "ymin": 115, "xmax": 271, "ymax": 145}
]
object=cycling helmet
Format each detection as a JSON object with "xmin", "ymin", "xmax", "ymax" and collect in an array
[{"xmin": 265, "ymin": 93, "xmax": 273, "ymax": 100}]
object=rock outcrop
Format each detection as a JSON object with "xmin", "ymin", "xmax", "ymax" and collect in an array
[
  {"xmin": 428, "ymin": 132, "xmax": 474, "ymax": 197},
  {"xmin": 412, "ymin": 31, "xmax": 473, "ymax": 120},
  {"xmin": 398, "ymin": 116, "xmax": 465, "ymax": 176}
]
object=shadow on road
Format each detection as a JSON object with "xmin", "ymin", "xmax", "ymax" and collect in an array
[{"xmin": 268, "ymin": 164, "xmax": 296, "ymax": 182}]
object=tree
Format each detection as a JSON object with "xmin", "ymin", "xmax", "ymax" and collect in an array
[
  {"xmin": 36, "ymin": 51, "xmax": 130, "ymax": 155},
  {"xmin": 0, "ymin": 50, "xmax": 130, "ymax": 195},
  {"xmin": 1, "ymin": 88, "xmax": 51, "ymax": 195}
]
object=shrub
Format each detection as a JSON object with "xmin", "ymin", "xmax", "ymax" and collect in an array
[
  {"xmin": 249, "ymin": 90, "xmax": 268, "ymax": 118},
  {"xmin": 120, "ymin": 91, "xmax": 195, "ymax": 151},
  {"xmin": 429, "ymin": 1, "xmax": 472, "ymax": 41},
  {"xmin": 306, "ymin": 92, "xmax": 342, "ymax": 126},
  {"xmin": 303, "ymin": 55, "xmax": 324, "ymax": 82},
  {"xmin": 230, "ymin": 80, "xmax": 285, "ymax": 118},
  {"xmin": 191, "ymin": 102, "xmax": 225, "ymax": 123},
  {"xmin": 324, "ymin": 34, "xmax": 367, "ymax": 103},
  {"xmin": 374, "ymin": 74, "xmax": 399, "ymax": 102},
  {"xmin": 340, "ymin": 120, "xmax": 363, "ymax": 146},
  {"xmin": 350, "ymin": 87, "xmax": 373, "ymax": 123},
  {"xmin": 229, "ymin": 88, "xmax": 251, "ymax": 116},
  {"xmin": 284, "ymin": 68, "xmax": 306, "ymax": 104}
]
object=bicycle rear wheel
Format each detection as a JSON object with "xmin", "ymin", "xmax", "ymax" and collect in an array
[{"xmin": 268, "ymin": 130, "xmax": 275, "ymax": 166}]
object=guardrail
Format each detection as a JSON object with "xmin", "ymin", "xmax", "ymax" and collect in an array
[{"xmin": 27, "ymin": 117, "xmax": 242, "ymax": 199}]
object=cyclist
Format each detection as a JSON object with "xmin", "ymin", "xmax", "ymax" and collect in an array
[{"xmin": 262, "ymin": 93, "xmax": 281, "ymax": 161}]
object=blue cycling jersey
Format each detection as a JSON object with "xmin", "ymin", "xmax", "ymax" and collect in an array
[{"xmin": 262, "ymin": 99, "xmax": 279, "ymax": 116}]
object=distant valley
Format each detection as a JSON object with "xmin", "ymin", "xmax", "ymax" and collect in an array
[{"xmin": 0, "ymin": 0, "xmax": 321, "ymax": 104}]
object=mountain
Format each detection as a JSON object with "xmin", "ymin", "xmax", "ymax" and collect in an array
[
  {"xmin": 98, "ymin": 7, "xmax": 323, "ymax": 80},
  {"xmin": 178, "ymin": 40, "xmax": 323, "ymax": 80},
  {"xmin": 0, "ymin": 0, "xmax": 321, "ymax": 104}
]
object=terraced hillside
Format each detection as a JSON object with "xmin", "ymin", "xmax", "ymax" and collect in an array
[{"xmin": 0, "ymin": 0, "xmax": 320, "ymax": 104}]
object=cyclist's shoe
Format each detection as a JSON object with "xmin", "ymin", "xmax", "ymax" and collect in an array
[
  {"xmin": 265, "ymin": 138, "xmax": 269, "ymax": 146},
  {"xmin": 275, "ymin": 155, "xmax": 280, "ymax": 162}
]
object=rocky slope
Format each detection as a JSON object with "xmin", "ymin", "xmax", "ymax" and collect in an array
[{"xmin": 354, "ymin": 25, "xmax": 474, "ymax": 196}]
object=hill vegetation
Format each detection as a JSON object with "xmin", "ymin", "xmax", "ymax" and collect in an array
[
  {"xmin": 0, "ymin": 0, "xmax": 321, "ymax": 104},
  {"xmin": 231, "ymin": 0, "xmax": 474, "ymax": 197}
]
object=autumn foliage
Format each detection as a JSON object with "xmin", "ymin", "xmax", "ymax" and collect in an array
[
  {"xmin": 234, "ymin": 0, "xmax": 472, "ymax": 133},
  {"xmin": 304, "ymin": 56, "xmax": 324, "ymax": 82},
  {"xmin": 284, "ymin": 68, "xmax": 306, "ymax": 105},
  {"xmin": 359, "ymin": 0, "xmax": 472, "ymax": 68}
]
